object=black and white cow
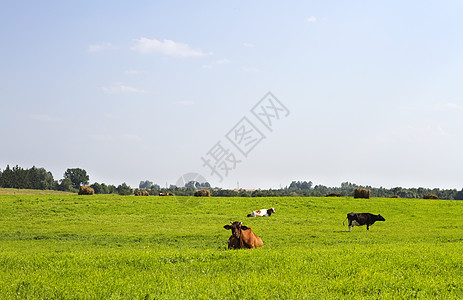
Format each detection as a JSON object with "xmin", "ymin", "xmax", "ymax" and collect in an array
[
  {"xmin": 247, "ymin": 207, "xmax": 275, "ymax": 217},
  {"xmin": 343, "ymin": 212, "xmax": 385, "ymax": 232}
]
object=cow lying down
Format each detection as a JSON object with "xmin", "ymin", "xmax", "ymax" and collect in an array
[
  {"xmin": 247, "ymin": 207, "xmax": 275, "ymax": 217},
  {"xmin": 343, "ymin": 212, "xmax": 385, "ymax": 232},
  {"xmin": 224, "ymin": 221, "xmax": 263, "ymax": 249}
]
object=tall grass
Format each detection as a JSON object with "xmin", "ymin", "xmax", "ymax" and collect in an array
[{"xmin": 1, "ymin": 194, "xmax": 462, "ymax": 299}]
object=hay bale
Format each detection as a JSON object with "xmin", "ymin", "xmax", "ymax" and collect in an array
[
  {"xmin": 390, "ymin": 195, "xmax": 401, "ymax": 198},
  {"xmin": 135, "ymin": 190, "xmax": 149, "ymax": 196},
  {"xmin": 353, "ymin": 188, "xmax": 370, "ymax": 199},
  {"xmin": 78, "ymin": 186, "xmax": 94, "ymax": 195},
  {"xmin": 325, "ymin": 193, "xmax": 342, "ymax": 197},
  {"xmin": 194, "ymin": 189, "xmax": 211, "ymax": 197},
  {"xmin": 423, "ymin": 193, "xmax": 439, "ymax": 199}
]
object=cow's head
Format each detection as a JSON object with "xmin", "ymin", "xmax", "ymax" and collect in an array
[
  {"xmin": 224, "ymin": 221, "xmax": 249, "ymax": 239},
  {"xmin": 377, "ymin": 214, "xmax": 386, "ymax": 221},
  {"xmin": 270, "ymin": 207, "xmax": 276, "ymax": 213}
]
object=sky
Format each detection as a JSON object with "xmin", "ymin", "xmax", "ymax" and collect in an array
[{"xmin": 1, "ymin": 1, "xmax": 462, "ymax": 190}]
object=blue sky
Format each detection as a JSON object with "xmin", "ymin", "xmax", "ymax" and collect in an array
[{"xmin": 1, "ymin": 1, "xmax": 462, "ymax": 189}]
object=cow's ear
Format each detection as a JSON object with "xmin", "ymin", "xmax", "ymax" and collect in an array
[
  {"xmin": 224, "ymin": 225, "xmax": 232, "ymax": 230},
  {"xmin": 241, "ymin": 226, "xmax": 249, "ymax": 230}
]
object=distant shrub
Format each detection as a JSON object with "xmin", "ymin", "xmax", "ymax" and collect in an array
[
  {"xmin": 194, "ymin": 189, "xmax": 211, "ymax": 197},
  {"xmin": 135, "ymin": 190, "xmax": 149, "ymax": 196},
  {"xmin": 78, "ymin": 186, "xmax": 94, "ymax": 195},
  {"xmin": 423, "ymin": 193, "xmax": 439, "ymax": 199},
  {"xmin": 354, "ymin": 188, "xmax": 370, "ymax": 199}
]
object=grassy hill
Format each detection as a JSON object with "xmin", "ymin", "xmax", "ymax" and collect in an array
[{"xmin": 1, "ymin": 194, "xmax": 462, "ymax": 299}]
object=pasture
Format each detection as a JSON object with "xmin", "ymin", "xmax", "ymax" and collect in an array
[{"xmin": 0, "ymin": 193, "xmax": 462, "ymax": 299}]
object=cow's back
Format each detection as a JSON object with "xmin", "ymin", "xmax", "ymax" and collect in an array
[
  {"xmin": 243, "ymin": 229, "xmax": 263, "ymax": 248},
  {"xmin": 357, "ymin": 213, "xmax": 375, "ymax": 225},
  {"xmin": 253, "ymin": 233, "xmax": 263, "ymax": 248}
]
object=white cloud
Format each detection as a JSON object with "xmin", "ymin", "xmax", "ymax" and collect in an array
[
  {"xmin": 124, "ymin": 69, "xmax": 147, "ymax": 75},
  {"xmin": 29, "ymin": 114, "xmax": 53, "ymax": 122},
  {"xmin": 307, "ymin": 16, "xmax": 317, "ymax": 23},
  {"xmin": 216, "ymin": 58, "xmax": 231, "ymax": 64},
  {"xmin": 88, "ymin": 42, "xmax": 117, "ymax": 53},
  {"xmin": 202, "ymin": 58, "xmax": 231, "ymax": 70},
  {"xmin": 103, "ymin": 113, "xmax": 121, "ymax": 120},
  {"xmin": 89, "ymin": 133, "xmax": 142, "ymax": 142},
  {"xmin": 101, "ymin": 83, "xmax": 145, "ymax": 94},
  {"xmin": 131, "ymin": 38, "xmax": 211, "ymax": 57},
  {"xmin": 89, "ymin": 134, "xmax": 114, "ymax": 142},
  {"xmin": 406, "ymin": 124, "xmax": 449, "ymax": 138},
  {"xmin": 399, "ymin": 105, "xmax": 416, "ymax": 111},
  {"xmin": 436, "ymin": 125, "xmax": 448, "ymax": 136},
  {"xmin": 176, "ymin": 100, "xmax": 195, "ymax": 106},
  {"xmin": 435, "ymin": 102, "xmax": 462, "ymax": 110},
  {"xmin": 201, "ymin": 64, "xmax": 213, "ymax": 70},
  {"xmin": 123, "ymin": 134, "xmax": 142, "ymax": 141},
  {"xmin": 242, "ymin": 67, "xmax": 259, "ymax": 73},
  {"xmin": 243, "ymin": 42, "xmax": 255, "ymax": 48}
]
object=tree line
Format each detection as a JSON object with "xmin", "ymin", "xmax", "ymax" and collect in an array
[
  {"xmin": 279, "ymin": 181, "xmax": 463, "ymax": 200},
  {"xmin": 0, "ymin": 165, "xmax": 131, "ymax": 195},
  {"xmin": 149, "ymin": 181, "xmax": 463, "ymax": 200},
  {"xmin": 1, "ymin": 165, "xmax": 462, "ymax": 200}
]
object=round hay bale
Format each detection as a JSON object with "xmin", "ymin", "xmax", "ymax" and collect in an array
[
  {"xmin": 423, "ymin": 193, "xmax": 439, "ymax": 199},
  {"xmin": 78, "ymin": 186, "xmax": 95, "ymax": 195},
  {"xmin": 135, "ymin": 190, "xmax": 149, "ymax": 196},
  {"xmin": 353, "ymin": 188, "xmax": 370, "ymax": 199},
  {"xmin": 194, "ymin": 189, "xmax": 211, "ymax": 197}
]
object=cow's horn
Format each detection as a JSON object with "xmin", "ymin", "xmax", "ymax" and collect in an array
[
  {"xmin": 230, "ymin": 221, "xmax": 233, "ymax": 224},
  {"xmin": 239, "ymin": 222, "xmax": 242, "ymax": 225}
]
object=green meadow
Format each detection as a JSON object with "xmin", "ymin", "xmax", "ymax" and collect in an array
[{"xmin": 1, "ymin": 193, "xmax": 462, "ymax": 299}]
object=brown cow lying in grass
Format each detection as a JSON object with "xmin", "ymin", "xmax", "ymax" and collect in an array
[{"xmin": 223, "ymin": 221, "xmax": 263, "ymax": 249}]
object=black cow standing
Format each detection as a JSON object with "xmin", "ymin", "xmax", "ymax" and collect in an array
[{"xmin": 343, "ymin": 213, "xmax": 385, "ymax": 232}]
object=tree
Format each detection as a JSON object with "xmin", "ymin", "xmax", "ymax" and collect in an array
[
  {"xmin": 301, "ymin": 181, "xmax": 313, "ymax": 190},
  {"xmin": 26, "ymin": 167, "xmax": 54, "ymax": 190},
  {"xmin": 90, "ymin": 182, "xmax": 106, "ymax": 194},
  {"xmin": 107, "ymin": 185, "xmax": 117, "ymax": 194},
  {"xmin": 149, "ymin": 184, "xmax": 160, "ymax": 195},
  {"xmin": 64, "ymin": 168, "xmax": 89, "ymax": 189},
  {"xmin": 196, "ymin": 181, "xmax": 211, "ymax": 189},
  {"xmin": 185, "ymin": 181, "xmax": 197, "ymax": 188},
  {"xmin": 117, "ymin": 183, "xmax": 132, "ymax": 195},
  {"xmin": 27, "ymin": 166, "xmax": 39, "ymax": 189},
  {"xmin": 36, "ymin": 168, "xmax": 54, "ymax": 190},
  {"xmin": 454, "ymin": 188, "xmax": 463, "ymax": 200},
  {"xmin": 58, "ymin": 178, "xmax": 73, "ymax": 191},
  {"xmin": 139, "ymin": 180, "xmax": 153, "ymax": 189},
  {"xmin": 288, "ymin": 181, "xmax": 313, "ymax": 191},
  {"xmin": 1, "ymin": 165, "xmax": 13, "ymax": 188},
  {"xmin": 12, "ymin": 165, "xmax": 27, "ymax": 189}
]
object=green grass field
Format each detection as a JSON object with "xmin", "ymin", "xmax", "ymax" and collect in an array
[{"xmin": 1, "ymin": 193, "xmax": 462, "ymax": 299}]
